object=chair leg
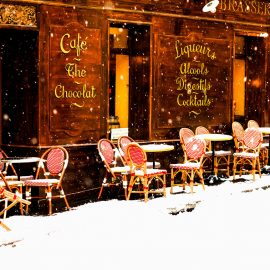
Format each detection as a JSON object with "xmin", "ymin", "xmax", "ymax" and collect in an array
[
  {"xmin": 0, "ymin": 220, "xmax": 11, "ymax": 231},
  {"xmin": 17, "ymin": 186, "xmax": 24, "ymax": 215},
  {"xmin": 214, "ymin": 157, "xmax": 218, "ymax": 176},
  {"xmin": 226, "ymin": 155, "xmax": 230, "ymax": 178},
  {"xmin": 127, "ymin": 176, "xmax": 135, "ymax": 200},
  {"xmin": 233, "ymin": 157, "xmax": 237, "ymax": 180},
  {"xmin": 163, "ymin": 175, "xmax": 166, "ymax": 197},
  {"xmin": 122, "ymin": 175, "xmax": 128, "ymax": 200},
  {"xmin": 143, "ymin": 178, "xmax": 149, "ymax": 202},
  {"xmin": 46, "ymin": 186, "xmax": 52, "ymax": 215},
  {"xmin": 98, "ymin": 186, "xmax": 104, "ymax": 200},
  {"xmin": 25, "ymin": 186, "xmax": 31, "ymax": 214},
  {"xmin": 190, "ymin": 171, "xmax": 194, "ymax": 193},
  {"xmin": 170, "ymin": 168, "xmax": 175, "ymax": 194},
  {"xmin": 59, "ymin": 187, "xmax": 70, "ymax": 210},
  {"xmin": 197, "ymin": 170, "xmax": 205, "ymax": 190}
]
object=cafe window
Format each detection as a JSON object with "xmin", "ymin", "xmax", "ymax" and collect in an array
[
  {"xmin": 109, "ymin": 22, "xmax": 150, "ymax": 139},
  {"xmin": 233, "ymin": 36, "xmax": 246, "ymax": 120}
]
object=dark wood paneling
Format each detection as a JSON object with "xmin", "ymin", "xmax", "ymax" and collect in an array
[
  {"xmin": 39, "ymin": 5, "xmax": 108, "ymax": 145},
  {"xmin": 152, "ymin": 32, "xmax": 232, "ymax": 139},
  {"xmin": 0, "ymin": 29, "xmax": 39, "ymax": 146}
]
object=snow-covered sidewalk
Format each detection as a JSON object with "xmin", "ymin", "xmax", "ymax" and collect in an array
[{"xmin": 1, "ymin": 174, "xmax": 270, "ymax": 270}]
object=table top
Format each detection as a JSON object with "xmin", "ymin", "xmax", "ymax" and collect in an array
[
  {"xmin": 259, "ymin": 127, "xmax": 270, "ymax": 134},
  {"xmin": 195, "ymin": 133, "xmax": 233, "ymax": 141},
  {"xmin": 0, "ymin": 157, "xmax": 40, "ymax": 164},
  {"xmin": 140, "ymin": 144, "xmax": 174, "ymax": 152}
]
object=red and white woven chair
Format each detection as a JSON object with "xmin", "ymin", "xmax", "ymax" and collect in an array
[
  {"xmin": 170, "ymin": 137, "xmax": 206, "ymax": 194},
  {"xmin": 117, "ymin": 135, "xmax": 161, "ymax": 168},
  {"xmin": 0, "ymin": 187, "xmax": 30, "ymax": 231},
  {"xmin": 126, "ymin": 142, "xmax": 166, "ymax": 202},
  {"xmin": 247, "ymin": 119, "xmax": 268, "ymax": 166},
  {"xmin": 0, "ymin": 149, "xmax": 33, "ymax": 216},
  {"xmin": 98, "ymin": 139, "xmax": 130, "ymax": 200},
  {"xmin": 179, "ymin": 128, "xmax": 195, "ymax": 160},
  {"xmin": 195, "ymin": 126, "xmax": 231, "ymax": 177},
  {"xmin": 23, "ymin": 146, "xmax": 70, "ymax": 215},
  {"xmin": 232, "ymin": 128, "xmax": 263, "ymax": 181},
  {"xmin": 232, "ymin": 121, "xmax": 245, "ymax": 153}
]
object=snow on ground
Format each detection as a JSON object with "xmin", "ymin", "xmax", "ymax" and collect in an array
[{"xmin": 1, "ymin": 174, "xmax": 270, "ymax": 270}]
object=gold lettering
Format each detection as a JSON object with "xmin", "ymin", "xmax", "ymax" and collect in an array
[
  {"xmin": 177, "ymin": 93, "xmax": 212, "ymax": 107},
  {"xmin": 60, "ymin": 33, "xmax": 70, "ymax": 54},
  {"xmin": 54, "ymin": 83, "xmax": 96, "ymax": 99},
  {"xmin": 65, "ymin": 63, "xmax": 87, "ymax": 78},
  {"xmin": 228, "ymin": 0, "xmax": 236, "ymax": 12}
]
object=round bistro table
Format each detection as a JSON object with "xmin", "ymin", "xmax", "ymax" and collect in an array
[
  {"xmin": 195, "ymin": 134, "xmax": 233, "ymax": 184},
  {"xmin": 140, "ymin": 144, "xmax": 174, "ymax": 169}
]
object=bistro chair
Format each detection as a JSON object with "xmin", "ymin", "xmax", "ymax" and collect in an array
[
  {"xmin": 247, "ymin": 120, "xmax": 259, "ymax": 128},
  {"xmin": 170, "ymin": 137, "xmax": 206, "ymax": 194},
  {"xmin": 23, "ymin": 146, "xmax": 70, "ymax": 215},
  {"xmin": 195, "ymin": 126, "xmax": 231, "ymax": 178},
  {"xmin": 232, "ymin": 127, "xmax": 262, "ymax": 181},
  {"xmin": 117, "ymin": 135, "xmax": 161, "ymax": 168},
  {"xmin": 247, "ymin": 120, "xmax": 268, "ymax": 166},
  {"xmin": 0, "ymin": 149, "xmax": 33, "ymax": 216},
  {"xmin": 179, "ymin": 128, "xmax": 195, "ymax": 159},
  {"xmin": 232, "ymin": 121, "xmax": 245, "ymax": 153},
  {"xmin": 0, "ymin": 187, "xmax": 31, "ymax": 231},
  {"xmin": 126, "ymin": 142, "xmax": 167, "ymax": 202},
  {"xmin": 97, "ymin": 139, "xmax": 130, "ymax": 200}
]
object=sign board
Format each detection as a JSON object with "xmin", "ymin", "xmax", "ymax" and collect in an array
[{"xmin": 111, "ymin": 128, "xmax": 129, "ymax": 140}]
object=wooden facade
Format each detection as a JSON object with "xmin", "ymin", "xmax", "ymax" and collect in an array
[{"xmin": 0, "ymin": 0, "xmax": 270, "ymax": 209}]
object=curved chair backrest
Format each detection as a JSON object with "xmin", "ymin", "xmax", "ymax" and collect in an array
[
  {"xmin": 243, "ymin": 128, "xmax": 263, "ymax": 150},
  {"xmin": 117, "ymin": 136, "xmax": 135, "ymax": 164},
  {"xmin": 232, "ymin": 121, "xmax": 244, "ymax": 141},
  {"xmin": 232, "ymin": 121, "xmax": 245, "ymax": 152},
  {"xmin": 126, "ymin": 142, "xmax": 147, "ymax": 171},
  {"xmin": 36, "ymin": 146, "xmax": 69, "ymax": 188},
  {"xmin": 248, "ymin": 120, "xmax": 259, "ymax": 128},
  {"xmin": 37, "ymin": 146, "xmax": 69, "ymax": 177},
  {"xmin": 179, "ymin": 128, "xmax": 194, "ymax": 145},
  {"xmin": 185, "ymin": 137, "xmax": 206, "ymax": 161},
  {"xmin": 195, "ymin": 126, "xmax": 211, "ymax": 150},
  {"xmin": 98, "ymin": 139, "xmax": 115, "ymax": 167}
]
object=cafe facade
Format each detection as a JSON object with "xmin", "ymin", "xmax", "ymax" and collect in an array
[{"xmin": 0, "ymin": 0, "xmax": 270, "ymax": 206}]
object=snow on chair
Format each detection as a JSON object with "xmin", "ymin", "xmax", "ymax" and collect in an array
[
  {"xmin": 97, "ymin": 139, "xmax": 130, "ymax": 200},
  {"xmin": 23, "ymin": 146, "xmax": 70, "ymax": 215},
  {"xmin": 232, "ymin": 127, "xmax": 263, "ymax": 181},
  {"xmin": 126, "ymin": 142, "xmax": 166, "ymax": 202},
  {"xmin": 170, "ymin": 137, "xmax": 206, "ymax": 194}
]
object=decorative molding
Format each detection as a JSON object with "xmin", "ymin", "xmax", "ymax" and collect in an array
[{"xmin": 0, "ymin": 4, "xmax": 37, "ymax": 26}]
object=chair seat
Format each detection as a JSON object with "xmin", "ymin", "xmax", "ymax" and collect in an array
[
  {"xmin": 111, "ymin": 166, "xmax": 130, "ymax": 173},
  {"xmin": 24, "ymin": 179, "xmax": 59, "ymax": 187},
  {"xmin": 3, "ymin": 175, "xmax": 34, "ymax": 181},
  {"xmin": 170, "ymin": 162, "xmax": 200, "ymax": 170},
  {"xmin": 233, "ymin": 152, "xmax": 259, "ymax": 159},
  {"xmin": 0, "ymin": 180, "xmax": 23, "ymax": 187},
  {"xmin": 132, "ymin": 168, "xmax": 167, "ymax": 177},
  {"xmin": 205, "ymin": 150, "xmax": 231, "ymax": 157}
]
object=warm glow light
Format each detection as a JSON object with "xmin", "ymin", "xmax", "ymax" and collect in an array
[
  {"xmin": 260, "ymin": 32, "xmax": 269, "ymax": 38},
  {"xmin": 202, "ymin": 0, "xmax": 219, "ymax": 13}
]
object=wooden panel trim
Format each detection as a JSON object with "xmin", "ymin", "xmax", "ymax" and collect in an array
[{"xmin": 5, "ymin": 0, "xmax": 270, "ymax": 28}]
